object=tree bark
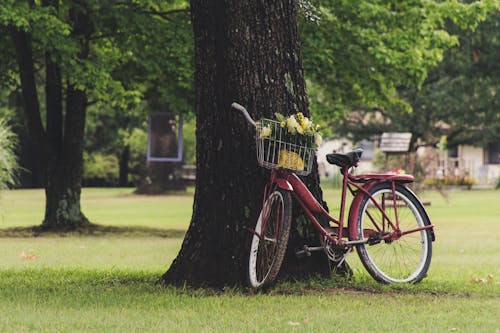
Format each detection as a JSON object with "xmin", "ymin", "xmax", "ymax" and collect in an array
[
  {"xmin": 162, "ymin": 0, "xmax": 329, "ymax": 288},
  {"xmin": 9, "ymin": 28, "xmax": 47, "ymax": 188}
]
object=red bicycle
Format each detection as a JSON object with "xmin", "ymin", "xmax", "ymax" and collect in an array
[{"xmin": 232, "ymin": 102, "xmax": 435, "ymax": 289}]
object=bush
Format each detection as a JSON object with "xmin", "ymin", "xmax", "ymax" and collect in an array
[
  {"xmin": 83, "ymin": 152, "xmax": 119, "ymax": 186},
  {"xmin": 425, "ymin": 176, "xmax": 475, "ymax": 188},
  {"xmin": 0, "ymin": 120, "xmax": 18, "ymax": 190}
]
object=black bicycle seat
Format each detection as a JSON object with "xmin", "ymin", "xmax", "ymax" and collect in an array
[{"xmin": 326, "ymin": 148, "xmax": 363, "ymax": 168}]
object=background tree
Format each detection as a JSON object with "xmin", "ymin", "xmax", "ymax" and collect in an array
[
  {"xmin": 322, "ymin": 3, "xmax": 500, "ymax": 169},
  {"xmin": 0, "ymin": 0, "xmax": 192, "ymax": 229},
  {"xmin": 404, "ymin": 10, "xmax": 500, "ymax": 149},
  {"xmin": 300, "ymin": 0, "xmax": 497, "ymax": 144}
]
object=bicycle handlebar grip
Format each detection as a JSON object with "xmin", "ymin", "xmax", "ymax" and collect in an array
[{"xmin": 231, "ymin": 102, "xmax": 256, "ymax": 127}]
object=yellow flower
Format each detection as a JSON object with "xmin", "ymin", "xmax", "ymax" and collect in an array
[
  {"xmin": 278, "ymin": 149, "xmax": 304, "ymax": 170},
  {"xmin": 260, "ymin": 126, "xmax": 272, "ymax": 138},
  {"xmin": 296, "ymin": 125, "xmax": 304, "ymax": 134},
  {"xmin": 286, "ymin": 115, "xmax": 299, "ymax": 133},
  {"xmin": 300, "ymin": 117, "xmax": 311, "ymax": 131}
]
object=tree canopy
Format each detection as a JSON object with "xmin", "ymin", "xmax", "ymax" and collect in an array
[{"xmin": 300, "ymin": 0, "xmax": 499, "ymax": 143}]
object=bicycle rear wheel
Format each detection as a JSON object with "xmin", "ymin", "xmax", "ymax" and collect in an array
[
  {"xmin": 248, "ymin": 189, "xmax": 292, "ymax": 289},
  {"xmin": 355, "ymin": 183, "xmax": 432, "ymax": 283}
]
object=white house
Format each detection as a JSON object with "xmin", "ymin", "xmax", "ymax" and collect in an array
[
  {"xmin": 318, "ymin": 138, "xmax": 500, "ymax": 187},
  {"xmin": 431, "ymin": 143, "xmax": 500, "ymax": 186}
]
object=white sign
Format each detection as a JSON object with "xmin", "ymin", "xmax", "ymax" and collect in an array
[{"xmin": 380, "ymin": 132, "xmax": 412, "ymax": 152}]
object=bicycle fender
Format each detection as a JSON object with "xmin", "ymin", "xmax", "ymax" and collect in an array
[
  {"xmin": 347, "ymin": 182, "xmax": 378, "ymax": 241},
  {"xmin": 275, "ymin": 179, "xmax": 293, "ymax": 191}
]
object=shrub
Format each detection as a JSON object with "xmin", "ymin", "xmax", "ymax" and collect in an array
[
  {"xmin": 0, "ymin": 120, "xmax": 18, "ymax": 190},
  {"xmin": 425, "ymin": 176, "xmax": 475, "ymax": 188},
  {"xmin": 83, "ymin": 152, "xmax": 119, "ymax": 186}
]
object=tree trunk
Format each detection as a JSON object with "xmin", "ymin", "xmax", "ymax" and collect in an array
[
  {"xmin": 119, "ymin": 146, "xmax": 130, "ymax": 187},
  {"xmin": 9, "ymin": 28, "xmax": 47, "ymax": 188},
  {"xmin": 41, "ymin": 82, "xmax": 89, "ymax": 229},
  {"xmin": 41, "ymin": 1, "xmax": 91, "ymax": 229},
  {"xmin": 10, "ymin": 1, "xmax": 91, "ymax": 230},
  {"xmin": 162, "ymin": 0, "xmax": 329, "ymax": 288}
]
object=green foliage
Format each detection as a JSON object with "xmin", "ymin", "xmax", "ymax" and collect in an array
[
  {"xmin": 0, "ymin": 120, "xmax": 18, "ymax": 190},
  {"xmin": 425, "ymin": 176, "xmax": 475, "ymax": 188},
  {"xmin": 405, "ymin": 9, "xmax": 500, "ymax": 148},
  {"xmin": 300, "ymin": 0, "xmax": 498, "ymax": 142},
  {"xmin": 123, "ymin": 127, "xmax": 148, "ymax": 184},
  {"xmin": 0, "ymin": 0, "xmax": 193, "ymax": 112},
  {"xmin": 182, "ymin": 116, "xmax": 196, "ymax": 165},
  {"xmin": 83, "ymin": 152, "xmax": 119, "ymax": 185}
]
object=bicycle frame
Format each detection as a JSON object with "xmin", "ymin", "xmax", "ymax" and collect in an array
[{"xmin": 264, "ymin": 167, "xmax": 434, "ymax": 248}]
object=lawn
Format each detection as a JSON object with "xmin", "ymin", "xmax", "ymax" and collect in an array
[{"xmin": 0, "ymin": 187, "xmax": 498, "ymax": 332}]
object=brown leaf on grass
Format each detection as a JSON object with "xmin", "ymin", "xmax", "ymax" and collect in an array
[
  {"xmin": 470, "ymin": 274, "xmax": 494, "ymax": 284},
  {"xmin": 19, "ymin": 251, "xmax": 37, "ymax": 260}
]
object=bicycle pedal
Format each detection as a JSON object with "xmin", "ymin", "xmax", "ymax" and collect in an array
[
  {"xmin": 367, "ymin": 233, "xmax": 382, "ymax": 245},
  {"xmin": 295, "ymin": 245, "xmax": 312, "ymax": 258},
  {"xmin": 295, "ymin": 250, "xmax": 307, "ymax": 259}
]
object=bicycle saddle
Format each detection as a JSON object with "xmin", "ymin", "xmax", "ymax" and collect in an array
[{"xmin": 326, "ymin": 148, "xmax": 363, "ymax": 167}]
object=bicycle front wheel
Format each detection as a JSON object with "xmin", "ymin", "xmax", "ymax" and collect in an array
[
  {"xmin": 248, "ymin": 189, "xmax": 292, "ymax": 289},
  {"xmin": 355, "ymin": 183, "xmax": 432, "ymax": 283}
]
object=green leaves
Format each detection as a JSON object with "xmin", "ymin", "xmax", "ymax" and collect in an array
[
  {"xmin": 1, "ymin": 0, "xmax": 193, "ymax": 113},
  {"xmin": 0, "ymin": 120, "xmax": 18, "ymax": 190},
  {"xmin": 300, "ymin": 0, "xmax": 498, "ymax": 143}
]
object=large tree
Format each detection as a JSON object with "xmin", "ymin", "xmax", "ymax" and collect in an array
[
  {"xmin": 6, "ymin": 0, "xmax": 92, "ymax": 229},
  {"xmin": 162, "ymin": 0, "xmax": 329, "ymax": 287}
]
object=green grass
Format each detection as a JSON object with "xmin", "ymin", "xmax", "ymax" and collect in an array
[
  {"xmin": 0, "ymin": 187, "xmax": 499, "ymax": 332},
  {"xmin": 1, "ymin": 269, "xmax": 498, "ymax": 332},
  {"xmin": 0, "ymin": 187, "xmax": 194, "ymax": 229}
]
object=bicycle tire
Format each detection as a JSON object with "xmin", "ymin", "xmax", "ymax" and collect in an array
[
  {"xmin": 355, "ymin": 183, "xmax": 432, "ymax": 283},
  {"xmin": 248, "ymin": 189, "xmax": 292, "ymax": 289}
]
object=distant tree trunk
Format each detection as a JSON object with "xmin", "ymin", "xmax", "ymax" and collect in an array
[
  {"xmin": 162, "ymin": 0, "xmax": 329, "ymax": 287},
  {"xmin": 135, "ymin": 162, "xmax": 186, "ymax": 194},
  {"xmin": 119, "ymin": 146, "xmax": 130, "ymax": 187}
]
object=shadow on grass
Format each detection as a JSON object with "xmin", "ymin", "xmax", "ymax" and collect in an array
[{"xmin": 0, "ymin": 223, "xmax": 186, "ymax": 238}]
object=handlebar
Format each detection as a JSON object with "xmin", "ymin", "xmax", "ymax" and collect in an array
[{"xmin": 231, "ymin": 102, "xmax": 256, "ymax": 127}]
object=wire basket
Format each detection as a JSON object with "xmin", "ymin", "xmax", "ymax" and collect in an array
[{"xmin": 256, "ymin": 118, "xmax": 315, "ymax": 176}]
